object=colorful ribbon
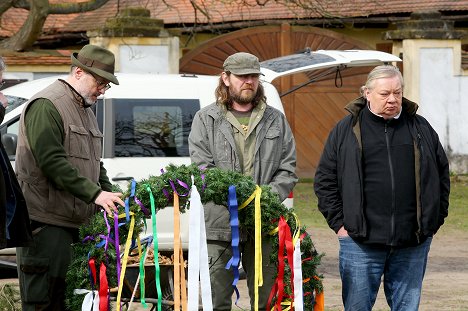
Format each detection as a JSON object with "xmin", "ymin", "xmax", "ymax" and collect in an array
[
  {"xmin": 267, "ymin": 216, "xmax": 294, "ymax": 311},
  {"xmin": 146, "ymin": 185, "xmax": 162, "ymax": 311},
  {"xmin": 187, "ymin": 176, "xmax": 213, "ymax": 310},
  {"xmin": 74, "ymin": 289, "xmax": 99, "ymax": 311},
  {"xmin": 99, "ymin": 262, "xmax": 109, "ymax": 311},
  {"xmin": 86, "ymin": 258, "xmax": 108, "ymax": 311},
  {"xmin": 115, "ymin": 211, "xmax": 136, "ymax": 311},
  {"xmin": 225, "ymin": 185, "xmax": 241, "ymax": 304},
  {"xmin": 238, "ymin": 185, "xmax": 262, "ymax": 311}
]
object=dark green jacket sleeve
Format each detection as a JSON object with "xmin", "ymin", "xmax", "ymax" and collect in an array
[
  {"xmin": 25, "ymin": 99, "xmax": 105, "ymax": 203},
  {"xmin": 99, "ymin": 162, "xmax": 113, "ymax": 192}
]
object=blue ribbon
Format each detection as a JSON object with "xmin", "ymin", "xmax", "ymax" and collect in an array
[
  {"xmin": 225, "ymin": 185, "xmax": 241, "ymax": 304},
  {"xmin": 124, "ymin": 180, "xmax": 136, "ymax": 223}
]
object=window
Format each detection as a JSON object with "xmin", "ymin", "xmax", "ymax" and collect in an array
[
  {"xmin": 112, "ymin": 99, "xmax": 199, "ymax": 157},
  {"xmin": 0, "ymin": 96, "xmax": 27, "ymax": 159}
]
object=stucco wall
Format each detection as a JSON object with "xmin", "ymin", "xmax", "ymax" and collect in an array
[{"xmin": 419, "ymin": 46, "xmax": 468, "ymax": 173}]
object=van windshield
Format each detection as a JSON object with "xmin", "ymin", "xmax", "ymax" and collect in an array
[{"xmin": 110, "ymin": 98, "xmax": 199, "ymax": 157}]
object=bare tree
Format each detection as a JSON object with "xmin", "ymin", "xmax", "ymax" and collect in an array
[
  {"xmin": 0, "ymin": 0, "xmax": 337, "ymax": 52},
  {"xmin": 0, "ymin": 0, "xmax": 110, "ymax": 51}
]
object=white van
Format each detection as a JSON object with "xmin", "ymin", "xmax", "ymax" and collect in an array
[
  {"xmin": 1, "ymin": 73, "xmax": 292, "ymax": 252},
  {"xmin": 0, "ymin": 50, "xmax": 401, "ymax": 257}
]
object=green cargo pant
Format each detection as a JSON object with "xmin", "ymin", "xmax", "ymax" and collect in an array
[
  {"xmin": 207, "ymin": 238, "xmax": 277, "ymax": 311},
  {"xmin": 16, "ymin": 223, "xmax": 78, "ymax": 311}
]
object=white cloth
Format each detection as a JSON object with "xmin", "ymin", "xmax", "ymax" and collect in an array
[
  {"xmin": 188, "ymin": 177, "xmax": 213, "ymax": 310},
  {"xmin": 293, "ymin": 239, "xmax": 304, "ymax": 311},
  {"xmin": 74, "ymin": 289, "xmax": 99, "ymax": 311}
]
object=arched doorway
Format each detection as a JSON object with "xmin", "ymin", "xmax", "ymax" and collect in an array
[{"xmin": 180, "ymin": 24, "xmax": 376, "ymax": 177}]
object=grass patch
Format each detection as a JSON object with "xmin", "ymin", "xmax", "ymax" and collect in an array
[
  {"xmin": 293, "ymin": 178, "xmax": 468, "ymax": 233},
  {"xmin": 0, "ymin": 283, "xmax": 21, "ymax": 311}
]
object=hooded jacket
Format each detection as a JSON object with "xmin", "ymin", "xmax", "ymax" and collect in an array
[{"xmin": 314, "ymin": 96, "xmax": 450, "ymax": 245}]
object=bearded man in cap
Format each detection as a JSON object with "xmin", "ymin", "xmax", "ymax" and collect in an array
[
  {"xmin": 15, "ymin": 44, "xmax": 125, "ymax": 310},
  {"xmin": 189, "ymin": 52, "xmax": 298, "ymax": 310}
]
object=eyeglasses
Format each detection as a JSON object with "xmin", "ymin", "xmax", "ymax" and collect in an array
[
  {"xmin": 95, "ymin": 78, "xmax": 111, "ymax": 91},
  {"xmin": 86, "ymin": 72, "xmax": 111, "ymax": 91}
]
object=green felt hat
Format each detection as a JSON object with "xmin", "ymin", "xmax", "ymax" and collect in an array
[{"xmin": 71, "ymin": 44, "xmax": 119, "ymax": 85}]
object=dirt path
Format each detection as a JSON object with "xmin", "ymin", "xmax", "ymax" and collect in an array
[
  {"xmin": 234, "ymin": 227, "xmax": 468, "ymax": 310},
  {"xmin": 306, "ymin": 227, "xmax": 468, "ymax": 311}
]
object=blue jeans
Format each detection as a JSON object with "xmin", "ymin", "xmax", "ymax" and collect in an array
[{"xmin": 338, "ymin": 236, "xmax": 432, "ymax": 311}]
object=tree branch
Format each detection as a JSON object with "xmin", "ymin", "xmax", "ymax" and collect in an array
[{"xmin": 48, "ymin": 0, "xmax": 110, "ymax": 14}]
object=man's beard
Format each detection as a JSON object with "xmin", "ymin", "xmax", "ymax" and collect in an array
[
  {"xmin": 229, "ymin": 85, "xmax": 256, "ymax": 105},
  {"xmin": 83, "ymin": 93, "xmax": 98, "ymax": 106},
  {"xmin": 84, "ymin": 96, "xmax": 96, "ymax": 106}
]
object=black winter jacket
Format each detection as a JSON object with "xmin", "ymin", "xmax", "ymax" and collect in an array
[
  {"xmin": 0, "ymin": 105, "xmax": 33, "ymax": 249},
  {"xmin": 314, "ymin": 97, "xmax": 450, "ymax": 245}
]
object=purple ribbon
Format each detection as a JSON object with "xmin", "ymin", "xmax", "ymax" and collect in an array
[
  {"xmin": 114, "ymin": 212, "xmax": 122, "ymax": 289},
  {"xmin": 135, "ymin": 196, "xmax": 150, "ymax": 216}
]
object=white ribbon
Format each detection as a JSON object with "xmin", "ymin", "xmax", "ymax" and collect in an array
[
  {"xmin": 293, "ymin": 239, "xmax": 304, "ymax": 311},
  {"xmin": 187, "ymin": 176, "xmax": 213, "ymax": 310},
  {"xmin": 74, "ymin": 289, "xmax": 99, "ymax": 311}
]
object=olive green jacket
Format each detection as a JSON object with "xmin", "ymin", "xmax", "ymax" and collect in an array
[{"xmin": 188, "ymin": 101, "xmax": 297, "ymax": 241}]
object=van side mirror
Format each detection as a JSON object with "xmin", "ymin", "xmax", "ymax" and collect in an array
[{"xmin": 1, "ymin": 133, "xmax": 18, "ymax": 161}]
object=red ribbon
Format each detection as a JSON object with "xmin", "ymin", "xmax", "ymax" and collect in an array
[
  {"xmin": 89, "ymin": 258, "xmax": 97, "ymax": 285},
  {"xmin": 267, "ymin": 216, "xmax": 295, "ymax": 310},
  {"xmin": 88, "ymin": 258, "xmax": 109, "ymax": 311},
  {"xmin": 99, "ymin": 262, "xmax": 109, "ymax": 311}
]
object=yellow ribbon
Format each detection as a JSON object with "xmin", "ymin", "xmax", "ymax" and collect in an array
[
  {"xmin": 269, "ymin": 300, "xmax": 293, "ymax": 311},
  {"xmin": 291, "ymin": 213, "xmax": 301, "ymax": 245},
  {"xmin": 116, "ymin": 211, "xmax": 136, "ymax": 311},
  {"xmin": 269, "ymin": 212, "xmax": 300, "ymax": 240},
  {"xmin": 238, "ymin": 185, "xmax": 258, "ymax": 210},
  {"xmin": 239, "ymin": 185, "xmax": 262, "ymax": 311},
  {"xmin": 254, "ymin": 186, "xmax": 262, "ymax": 311}
]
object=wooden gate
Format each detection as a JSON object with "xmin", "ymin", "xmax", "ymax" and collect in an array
[{"xmin": 180, "ymin": 24, "xmax": 376, "ymax": 177}]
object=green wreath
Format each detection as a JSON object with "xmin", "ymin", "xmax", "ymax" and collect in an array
[{"xmin": 65, "ymin": 163, "xmax": 323, "ymax": 310}]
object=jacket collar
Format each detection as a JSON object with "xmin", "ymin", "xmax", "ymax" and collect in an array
[
  {"xmin": 345, "ymin": 96, "xmax": 418, "ymax": 121},
  {"xmin": 208, "ymin": 99, "xmax": 271, "ymax": 119},
  {"xmin": 58, "ymin": 79, "xmax": 88, "ymax": 108}
]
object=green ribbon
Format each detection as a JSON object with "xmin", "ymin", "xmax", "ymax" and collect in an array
[{"xmin": 146, "ymin": 185, "xmax": 162, "ymax": 311}]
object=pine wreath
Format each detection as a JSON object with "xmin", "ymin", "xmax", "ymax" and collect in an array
[{"xmin": 65, "ymin": 163, "xmax": 323, "ymax": 310}]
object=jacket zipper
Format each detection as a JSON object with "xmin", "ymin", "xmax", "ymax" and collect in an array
[
  {"xmin": 415, "ymin": 131, "xmax": 423, "ymax": 243},
  {"xmin": 385, "ymin": 122, "xmax": 396, "ymax": 245}
]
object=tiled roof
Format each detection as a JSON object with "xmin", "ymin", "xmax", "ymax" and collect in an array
[
  {"xmin": 1, "ymin": 0, "xmax": 467, "ymax": 68},
  {"xmin": 1, "ymin": 50, "xmax": 72, "ymax": 66},
  {"xmin": 1, "ymin": 0, "xmax": 468, "ymax": 38}
]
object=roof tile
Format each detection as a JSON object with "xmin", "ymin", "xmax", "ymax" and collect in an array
[{"xmin": 1, "ymin": 0, "xmax": 467, "ymax": 68}]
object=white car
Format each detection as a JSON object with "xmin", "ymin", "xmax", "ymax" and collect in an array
[{"xmin": 0, "ymin": 50, "xmax": 401, "ymax": 267}]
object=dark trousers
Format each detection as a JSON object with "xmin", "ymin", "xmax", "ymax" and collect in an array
[
  {"xmin": 207, "ymin": 238, "xmax": 277, "ymax": 311},
  {"xmin": 16, "ymin": 223, "xmax": 78, "ymax": 311}
]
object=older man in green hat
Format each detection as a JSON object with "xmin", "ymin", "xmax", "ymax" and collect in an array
[{"xmin": 15, "ymin": 44, "xmax": 124, "ymax": 311}]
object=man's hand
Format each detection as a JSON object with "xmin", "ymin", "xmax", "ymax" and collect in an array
[
  {"xmin": 94, "ymin": 191, "xmax": 125, "ymax": 216},
  {"xmin": 337, "ymin": 226, "xmax": 349, "ymax": 237}
]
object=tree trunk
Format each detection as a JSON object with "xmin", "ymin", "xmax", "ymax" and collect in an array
[
  {"xmin": 0, "ymin": 0, "xmax": 110, "ymax": 52},
  {"xmin": 0, "ymin": 0, "xmax": 49, "ymax": 51}
]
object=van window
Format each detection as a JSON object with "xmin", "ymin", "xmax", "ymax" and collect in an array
[
  {"xmin": 5, "ymin": 95, "xmax": 28, "ymax": 115},
  {"xmin": 112, "ymin": 99, "xmax": 199, "ymax": 157}
]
